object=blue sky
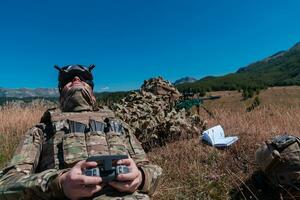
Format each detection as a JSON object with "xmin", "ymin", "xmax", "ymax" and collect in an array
[{"xmin": 1, "ymin": 0, "xmax": 300, "ymax": 91}]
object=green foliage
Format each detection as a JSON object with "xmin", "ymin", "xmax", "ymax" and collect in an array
[
  {"xmin": 175, "ymin": 99, "xmax": 203, "ymax": 110},
  {"xmin": 246, "ymin": 96, "xmax": 261, "ymax": 112},
  {"xmin": 0, "ymin": 97, "xmax": 57, "ymax": 106},
  {"xmin": 198, "ymin": 89, "xmax": 206, "ymax": 97},
  {"xmin": 182, "ymin": 88, "xmax": 206, "ymax": 97},
  {"xmin": 242, "ymin": 88, "xmax": 254, "ymax": 100},
  {"xmin": 95, "ymin": 91, "xmax": 131, "ymax": 106}
]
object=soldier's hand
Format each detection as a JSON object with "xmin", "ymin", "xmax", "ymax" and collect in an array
[
  {"xmin": 59, "ymin": 160, "xmax": 103, "ymax": 200},
  {"xmin": 109, "ymin": 158, "xmax": 143, "ymax": 193}
]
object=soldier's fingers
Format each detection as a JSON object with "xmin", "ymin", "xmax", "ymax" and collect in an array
[
  {"xmin": 90, "ymin": 184, "xmax": 102, "ymax": 195},
  {"xmin": 109, "ymin": 181, "xmax": 131, "ymax": 192},
  {"xmin": 117, "ymin": 158, "xmax": 133, "ymax": 166},
  {"xmin": 81, "ymin": 161, "xmax": 98, "ymax": 170},
  {"xmin": 117, "ymin": 170, "xmax": 139, "ymax": 181},
  {"xmin": 74, "ymin": 160, "xmax": 86, "ymax": 168},
  {"xmin": 72, "ymin": 160, "xmax": 87, "ymax": 174},
  {"xmin": 77, "ymin": 185, "xmax": 102, "ymax": 198},
  {"xmin": 71, "ymin": 161, "xmax": 98, "ymax": 176},
  {"xmin": 77, "ymin": 175, "xmax": 102, "ymax": 185}
]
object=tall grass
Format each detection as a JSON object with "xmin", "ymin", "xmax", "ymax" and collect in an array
[
  {"xmin": 148, "ymin": 86, "xmax": 300, "ymax": 199},
  {"xmin": 0, "ymin": 101, "xmax": 49, "ymax": 166},
  {"xmin": 0, "ymin": 87, "xmax": 300, "ymax": 199}
]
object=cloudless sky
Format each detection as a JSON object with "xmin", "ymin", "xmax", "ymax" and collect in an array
[{"xmin": 1, "ymin": 0, "xmax": 300, "ymax": 91}]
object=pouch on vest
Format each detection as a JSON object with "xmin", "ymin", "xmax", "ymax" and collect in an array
[
  {"xmin": 86, "ymin": 119, "xmax": 109, "ymax": 156},
  {"xmin": 105, "ymin": 119, "xmax": 127, "ymax": 155},
  {"xmin": 271, "ymin": 135, "xmax": 298, "ymax": 151},
  {"xmin": 63, "ymin": 120, "xmax": 88, "ymax": 167}
]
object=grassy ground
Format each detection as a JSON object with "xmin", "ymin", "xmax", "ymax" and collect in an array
[
  {"xmin": 1, "ymin": 86, "xmax": 300, "ymax": 199},
  {"xmin": 0, "ymin": 101, "xmax": 47, "ymax": 165},
  {"xmin": 149, "ymin": 86, "xmax": 300, "ymax": 199}
]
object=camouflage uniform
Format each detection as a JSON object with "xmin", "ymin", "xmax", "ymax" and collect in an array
[
  {"xmin": 0, "ymin": 107, "xmax": 162, "ymax": 200},
  {"xmin": 114, "ymin": 77, "xmax": 205, "ymax": 151}
]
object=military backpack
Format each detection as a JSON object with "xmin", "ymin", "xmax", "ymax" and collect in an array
[{"xmin": 256, "ymin": 135, "xmax": 300, "ymax": 190}]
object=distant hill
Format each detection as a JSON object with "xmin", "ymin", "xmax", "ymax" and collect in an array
[
  {"xmin": 174, "ymin": 77, "xmax": 197, "ymax": 85},
  {"xmin": 177, "ymin": 42, "xmax": 300, "ymax": 92},
  {"xmin": 0, "ymin": 88, "xmax": 59, "ymax": 98},
  {"xmin": 95, "ymin": 91, "xmax": 131, "ymax": 106},
  {"xmin": 0, "ymin": 86, "xmax": 132, "ymax": 106}
]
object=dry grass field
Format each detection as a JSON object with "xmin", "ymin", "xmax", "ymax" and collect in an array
[
  {"xmin": 149, "ymin": 86, "xmax": 300, "ymax": 200},
  {"xmin": 0, "ymin": 101, "xmax": 48, "ymax": 165},
  {"xmin": 1, "ymin": 86, "xmax": 300, "ymax": 199}
]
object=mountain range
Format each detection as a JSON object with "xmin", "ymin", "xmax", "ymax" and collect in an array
[
  {"xmin": 177, "ymin": 42, "xmax": 300, "ymax": 92},
  {"xmin": 174, "ymin": 77, "xmax": 197, "ymax": 85},
  {"xmin": 0, "ymin": 88, "xmax": 59, "ymax": 98}
]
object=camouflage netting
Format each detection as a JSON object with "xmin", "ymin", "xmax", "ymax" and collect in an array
[{"xmin": 113, "ymin": 77, "xmax": 206, "ymax": 151}]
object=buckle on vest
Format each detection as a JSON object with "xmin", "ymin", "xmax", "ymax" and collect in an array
[{"xmin": 271, "ymin": 135, "xmax": 297, "ymax": 151}]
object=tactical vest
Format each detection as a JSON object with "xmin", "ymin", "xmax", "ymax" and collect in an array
[{"xmin": 36, "ymin": 108, "xmax": 132, "ymax": 172}]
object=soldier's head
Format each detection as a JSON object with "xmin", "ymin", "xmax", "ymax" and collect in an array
[{"xmin": 55, "ymin": 64, "xmax": 97, "ymax": 112}]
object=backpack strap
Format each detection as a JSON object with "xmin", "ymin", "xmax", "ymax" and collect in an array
[{"xmin": 271, "ymin": 135, "xmax": 299, "ymax": 151}]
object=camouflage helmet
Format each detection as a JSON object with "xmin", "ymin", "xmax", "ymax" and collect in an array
[
  {"xmin": 54, "ymin": 64, "xmax": 95, "ymax": 92},
  {"xmin": 255, "ymin": 135, "xmax": 300, "ymax": 190}
]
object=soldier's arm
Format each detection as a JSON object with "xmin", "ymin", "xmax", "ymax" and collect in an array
[
  {"xmin": 126, "ymin": 128, "xmax": 162, "ymax": 195},
  {"xmin": 0, "ymin": 124, "xmax": 66, "ymax": 199}
]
